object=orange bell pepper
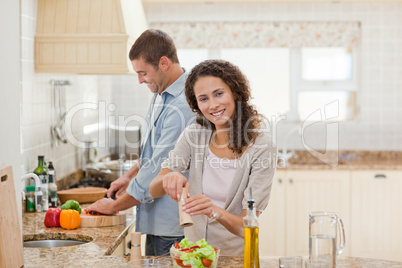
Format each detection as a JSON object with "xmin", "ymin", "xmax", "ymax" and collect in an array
[{"xmin": 60, "ymin": 209, "xmax": 81, "ymax": 230}]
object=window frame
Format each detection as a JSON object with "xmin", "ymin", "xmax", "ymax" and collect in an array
[{"xmin": 289, "ymin": 46, "xmax": 359, "ymax": 121}]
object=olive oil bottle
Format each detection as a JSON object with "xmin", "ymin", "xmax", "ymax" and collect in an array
[
  {"xmin": 33, "ymin": 155, "xmax": 49, "ymax": 211},
  {"xmin": 243, "ymin": 189, "xmax": 260, "ymax": 268}
]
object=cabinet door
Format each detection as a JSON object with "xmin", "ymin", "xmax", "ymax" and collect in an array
[
  {"xmin": 259, "ymin": 171, "xmax": 286, "ymax": 256},
  {"xmin": 350, "ymin": 171, "xmax": 402, "ymax": 261},
  {"xmin": 285, "ymin": 170, "xmax": 350, "ymax": 256}
]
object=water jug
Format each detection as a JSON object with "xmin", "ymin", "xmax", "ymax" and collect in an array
[{"xmin": 309, "ymin": 211, "xmax": 345, "ymax": 268}]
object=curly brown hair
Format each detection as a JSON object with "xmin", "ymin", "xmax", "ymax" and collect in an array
[{"xmin": 185, "ymin": 59, "xmax": 262, "ymax": 154}]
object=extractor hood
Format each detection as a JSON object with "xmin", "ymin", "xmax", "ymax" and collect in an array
[{"xmin": 35, "ymin": 0, "xmax": 147, "ymax": 74}]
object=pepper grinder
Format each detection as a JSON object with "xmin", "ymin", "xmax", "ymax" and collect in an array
[
  {"xmin": 130, "ymin": 232, "xmax": 142, "ymax": 262},
  {"xmin": 179, "ymin": 188, "xmax": 193, "ymax": 227}
]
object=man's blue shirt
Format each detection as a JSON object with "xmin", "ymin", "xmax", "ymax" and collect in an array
[{"xmin": 126, "ymin": 70, "xmax": 193, "ymax": 236}]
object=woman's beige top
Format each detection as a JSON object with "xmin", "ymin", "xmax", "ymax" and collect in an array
[{"xmin": 162, "ymin": 124, "xmax": 277, "ymax": 256}]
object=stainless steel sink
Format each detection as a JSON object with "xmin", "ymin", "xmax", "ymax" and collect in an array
[
  {"xmin": 23, "ymin": 233, "xmax": 93, "ymax": 248},
  {"xmin": 23, "ymin": 239, "xmax": 88, "ymax": 248}
]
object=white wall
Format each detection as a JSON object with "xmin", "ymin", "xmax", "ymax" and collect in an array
[
  {"xmin": 19, "ymin": 0, "xmax": 151, "ymax": 179},
  {"xmin": 0, "ymin": 0, "xmax": 22, "ymax": 223},
  {"xmin": 144, "ymin": 2, "xmax": 402, "ymax": 151}
]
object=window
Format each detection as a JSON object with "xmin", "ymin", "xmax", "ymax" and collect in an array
[{"xmin": 178, "ymin": 46, "xmax": 358, "ymax": 122}]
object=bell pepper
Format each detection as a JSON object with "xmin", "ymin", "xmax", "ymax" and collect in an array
[
  {"xmin": 60, "ymin": 209, "xmax": 81, "ymax": 230},
  {"xmin": 44, "ymin": 207, "xmax": 61, "ymax": 227},
  {"xmin": 61, "ymin": 200, "xmax": 82, "ymax": 214}
]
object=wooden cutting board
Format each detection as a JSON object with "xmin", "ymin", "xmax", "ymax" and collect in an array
[
  {"xmin": 80, "ymin": 210, "xmax": 126, "ymax": 227},
  {"xmin": 0, "ymin": 166, "xmax": 24, "ymax": 268}
]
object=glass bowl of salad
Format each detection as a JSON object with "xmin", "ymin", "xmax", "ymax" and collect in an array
[{"xmin": 170, "ymin": 238, "xmax": 219, "ymax": 268}]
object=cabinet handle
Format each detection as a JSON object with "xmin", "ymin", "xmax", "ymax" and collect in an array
[
  {"xmin": 289, "ymin": 178, "xmax": 294, "ymax": 184},
  {"xmin": 278, "ymin": 178, "xmax": 283, "ymax": 183},
  {"xmin": 374, "ymin": 174, "xmax": 386, "ymax": 179}
]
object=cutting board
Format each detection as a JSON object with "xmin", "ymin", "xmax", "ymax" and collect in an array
[
  {"xmin": 80, "ymin": 210, "xmax": 126, "ymax": 227},
  {"xmin": 0, "ymin": 166, "xmax": 24, "ymax": 268}
]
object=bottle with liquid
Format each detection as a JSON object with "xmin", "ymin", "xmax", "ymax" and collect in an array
[
  {"xmin": 34, "ymin": 187, "xmax": 43, "ymax": 212},
  {"xmin": 243, "ymin": 189, "xmax": 260, "ymax": 268},
  {"xmin": 34, "ymin": 155, "xmax": 49, "ymax": 211},
  {"xmin": 47, "ymin": 161, "xmax": 58, "ymax": 208},
  {"xmin": 25, "ymin": 186, "xmax": 35, "ymax": 213}
]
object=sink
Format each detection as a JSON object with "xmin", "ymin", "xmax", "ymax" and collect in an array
[
  {"xmin": 23, "ymin": 233, "xmax": 93, "ymax": 248},
  {"xmin": 24, "ymin": 239, "xmax": 88, "ymax": 248}
]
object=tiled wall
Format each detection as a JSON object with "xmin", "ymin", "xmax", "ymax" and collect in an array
[
  {"xmin": 144, "ymin": 2, "xmax": 402, "ymax": 151},
  {"xmin": 20, "ymin": 0, "xmax": 151, "ymax": 179}
]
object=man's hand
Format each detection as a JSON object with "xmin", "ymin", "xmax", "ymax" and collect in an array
[
  {"xmin": 84, "ymin": 198, "xmax": 116, "ymax": 215},
  {"xmin": 107, "ymin": 176, "xmax": 131, "ymax": 199}
]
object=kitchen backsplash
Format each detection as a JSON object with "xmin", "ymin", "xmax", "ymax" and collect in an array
[{"xmin": 20, "ymin": 0, "xmax": 151, "ymax": 179}]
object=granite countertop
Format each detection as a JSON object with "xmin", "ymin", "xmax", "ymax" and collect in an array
[
  {"xmin": 283, "ymin": 150, "xmax": 402, "ymax": 170},
  {"xmin": 23, "ymin": 205, "xmax": 136, "ymax": 267},
  {"xmin": 22, "ymin": 206, "xmax": 402, "ymax": 268}
]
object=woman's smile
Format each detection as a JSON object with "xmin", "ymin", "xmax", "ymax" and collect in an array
[{"xmin": 194, "ymin": 76, "xmax": 235, "ymax": 129}]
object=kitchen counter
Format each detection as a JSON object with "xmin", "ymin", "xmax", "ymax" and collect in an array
[
  {"xmin": 284, "ymin": 150, "xmax": 402, "ymax": 170},
  {"xmin": 22, "ymin": 205, "xmax": 402, "ymax": 268},
  {"xmin": 23, "ymin": 206, "xmax": 135, "ymax": 267}
]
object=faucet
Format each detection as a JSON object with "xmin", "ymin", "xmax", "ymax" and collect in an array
[
  {"xmin": 278, "ymin": 126, "xmax": 301, "ymax": 168},
  {"xmin": 21, "ymin": 173, "xmax": 41, "ymax": 191}
]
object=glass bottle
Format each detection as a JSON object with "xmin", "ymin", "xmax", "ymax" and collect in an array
[
  {"xmin": 243, "ymin": 189, "xmax": 260, "ymax": 268},
  {"xmin": 25, "ymin": 185, "xmax": 35, "ymax": 213},
  {"xmin": 34, "ymin": 155, "xmax": 49, "ymax": 211},
  {"xmin": 47, "ymin": 161, "xmax": 58, "ymax": 208}
]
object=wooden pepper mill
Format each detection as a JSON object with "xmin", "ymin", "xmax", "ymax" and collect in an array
[
  {"xmin": 179, "ymin": 188, "xmax": 194, "ymax": 227},
  {"xmin": 130, "ymin": 232, "xmax": 142, "ymax": 262}
]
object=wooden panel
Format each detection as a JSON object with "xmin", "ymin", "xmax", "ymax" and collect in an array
[
  {"xmin": 54, "ymin": 43, "xmax": 65, "ymax": 64},
  {"xmin": 0, "ymin": 166, "xmax": 24, "ymax": 268},
  {"xmin": 77, "ymin": 0, "xmax": 90, "ymax": 33},
  {"xmin": 259, "ymin": 171, "xmax": 286, "ymax": 256},
  {"xmin": 285, "ymin": 170, "xmax": 350, "ymax": 257},
  {"xmin": 350, "ymin": 171, "xmax": 402, "ymax": 261},
  {"xmin": 42, "ymin": 0, "xmax": 56, "ymax": 33},
  {"xmin": 65, "ymin": 0, "xmax": 79, "ymax": 33},
  {"xmin": 54, "ymin": 0, "xmax": 68, "ymax": 33},
  {"xmin": 112, "ymin": 0, "xmax": 125, "ymax": 33},
  {"xmin": 42, "ymin": 43, "xmax": 54, "ymax": 64},
  {"xmin": 100, "ymin": 43, "xmax": 112, "ymax": 64},
  {"xmin": 65, "ymin": 43, "xmax": 77, "ymax": 64},
  {"xmin": 75, "ymin": 43, "xmax": 87, "ymax": 64},
  {"xmin": 36, "ymin": 0, "xmax": 46, "ymax": 34},
  {"xmin": 88, "ymin": 0, "xmax": 102, "ymax": 33},
  {"xmin": 111, "ymin": 42, "xmax": 125, "ymax": 64},
  {"xmin": 88, "ymin": 43, "xmax": 100, "ymax": 64},
  {"xmin": 100, "ymin": 0, "xmax": 114, "ymax": 33}
]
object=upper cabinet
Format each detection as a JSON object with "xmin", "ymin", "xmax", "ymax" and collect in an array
[{"xmin": 35, "ymin": 0, "xmax": 147, "ymax": 74}]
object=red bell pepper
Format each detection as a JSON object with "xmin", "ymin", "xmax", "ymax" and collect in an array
[{"xmin": 44, "ymin": 207, "xmax": 61, "ymax": 227}]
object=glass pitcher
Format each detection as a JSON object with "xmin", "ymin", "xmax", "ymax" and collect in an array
[{"xmin": 309, "ymin": 211, "xmax": 345, "ymax": 268}]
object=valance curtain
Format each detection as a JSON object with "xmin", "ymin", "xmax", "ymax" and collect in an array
[{"xmin": 150, "ymin": 21, "xmax": 361, "ymax": 48}]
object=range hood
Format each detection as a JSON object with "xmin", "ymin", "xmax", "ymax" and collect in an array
[{"xmin": 35, "ymin": 0, "xmax": 147, "ymax": 74}]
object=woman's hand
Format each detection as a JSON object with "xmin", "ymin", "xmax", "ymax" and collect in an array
[
  {"xmin": 162, "ymin": 172, "xmax": 189, "ymax": 202},
  {"xmin": 182, "ymin": 194, "xmax": 219, "ymax": 218}
]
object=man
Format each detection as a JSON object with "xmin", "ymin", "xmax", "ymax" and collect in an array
[{"xmin": 86, "ymin": 29, "xmax": 193, "ymax": 256}]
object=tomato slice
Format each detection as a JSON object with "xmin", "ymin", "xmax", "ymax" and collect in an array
[
  {"xmin": 202, "ymin": 258, "xmax": 212, "ymax": 267},
  {"xmin": 179, "ymin": 245, "xmax": 200, "ymax": 251},
  {"xmin": 175, "ymin": 259, "xmax": 192, "ymax": 268},
  {"xmin": 175, "ymin": 242, "xmax": 180, "ymax": 249}
]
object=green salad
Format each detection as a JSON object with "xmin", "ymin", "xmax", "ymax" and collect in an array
[{"xmin": 170, "ymin": 238, "xmax": 219, "ymax": 268}]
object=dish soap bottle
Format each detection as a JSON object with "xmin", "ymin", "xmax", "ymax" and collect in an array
[
  {"xmin": 243, "ymin": 189, "xmax": 260, "ymax": 268},
  {"xmin": 34, "ymin": 155, "xmax": 49, "ymax": 211},
  {"xmin": 47, "ymin": 161, "xmax": 58, "ymax": 208}
]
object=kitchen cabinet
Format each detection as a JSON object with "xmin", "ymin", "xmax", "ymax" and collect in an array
[
  {"xmin": 350, "ymin": 170, "xmax": 402, "ymax": 262},
  {"xmin": 259, "ymin": 170, "xmax": 351, "ymax": 257}
]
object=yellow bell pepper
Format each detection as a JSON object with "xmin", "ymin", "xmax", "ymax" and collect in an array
[{"xmin": 60, "ymin": 209, "xmax": 81, "ymax": 230}]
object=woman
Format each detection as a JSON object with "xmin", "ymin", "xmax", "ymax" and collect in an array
[{"xmin": 149, "ymin": 59, "xmax": 277, "ymax": 256}]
